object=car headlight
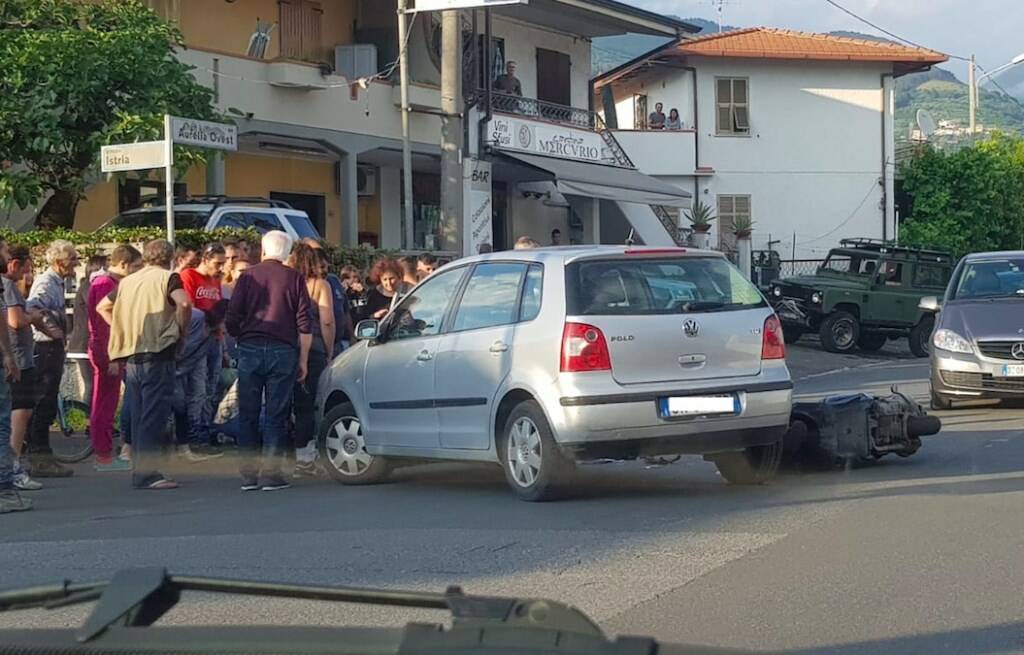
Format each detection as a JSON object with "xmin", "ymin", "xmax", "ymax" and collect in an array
[
  {"xmin": 810, "ymin": 292, "xmax": 822, "ymax": 304},
  {"xmin": 933, "ymin": 328, "xmax": 973, "ymax": 354},
  {"xmin": 772, "ymin": 286, "xmax": 782, "ymax": 297}
]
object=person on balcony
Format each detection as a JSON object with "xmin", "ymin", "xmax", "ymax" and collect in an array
[
  {"xmin": 648, "ymin": 102, "xmax": 666, "ymax": 129},
  {"xmin": 666, "ymin": 108, "xmax": 682, "ymax": 130},
  {"xmin": 494, "ymin": 61, "xmax": 522, "ymax": 97}
]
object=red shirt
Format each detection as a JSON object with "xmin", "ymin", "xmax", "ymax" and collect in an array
[{"xmin": 180, "ymin": 268, "xmax": 222, "ymax": 312}]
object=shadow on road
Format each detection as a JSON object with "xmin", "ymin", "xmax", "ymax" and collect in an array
[{"xmin": 785, "ymin": 619, "xmax": 1024, "ymax": 655}]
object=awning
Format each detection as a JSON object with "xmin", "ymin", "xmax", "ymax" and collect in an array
[{"xmin": 496, "ymin": 151, "xmax": 691, "ymax": 208}]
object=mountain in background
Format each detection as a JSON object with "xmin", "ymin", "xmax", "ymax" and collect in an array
[{"xmin": 593, "ymin": 21, "xmax": 1024, "ymax": 135}]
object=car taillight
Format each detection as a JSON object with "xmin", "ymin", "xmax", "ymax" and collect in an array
[
  {"xmin": 762, "ymin": 315, "xmax": 785, "ymax": 360},
  {"xmin": 561, "ymin": 322, "xmax": 612, "ymax": 372}
]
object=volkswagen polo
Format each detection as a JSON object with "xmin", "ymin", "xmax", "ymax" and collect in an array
[{"xmin": 315, "ymin": 246, "xmax": 793, "ymax": 501}]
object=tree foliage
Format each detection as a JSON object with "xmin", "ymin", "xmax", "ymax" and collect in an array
[
  {"xmin": 0, "ymin": 0, "xmax": 219, "ymax": 228},
  {"xmin": 899, "ymin": 133, "xmax": 1024, "ymax": 258}
]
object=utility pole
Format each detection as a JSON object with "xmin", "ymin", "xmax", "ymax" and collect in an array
[
  {"xmin": 440, "ymin": 9, "xmax": 464, "ymax": 254},
  {"xmin": 398, "ymin": 0, "xmax": 414, "ymax": 250},
  {"xmin": 968, "ymin": 54, "xmax": 977, "ymax": 134}
]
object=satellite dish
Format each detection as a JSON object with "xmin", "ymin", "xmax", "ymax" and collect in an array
[{"xmin": 916, "ymin": 109, "xmax": 937, "ymax": 138}]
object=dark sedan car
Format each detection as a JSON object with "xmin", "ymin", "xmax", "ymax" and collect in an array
[{"xmin": 921, "ymin": 251, "xmax": 1024, "ymax": 409}]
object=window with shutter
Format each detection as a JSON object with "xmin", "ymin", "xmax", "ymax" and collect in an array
[
  {"xmin": 715, "ymin": 77, "xmax": 750, "ymax": 135},
  {"xmin": 279, "ymin": 0, "xmax": 323, "ymax": 62},
  {"xmin": 717, "ymin": 194, "xmax": 751, "ymax": 250}
]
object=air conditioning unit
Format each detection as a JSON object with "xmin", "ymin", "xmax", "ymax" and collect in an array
[
  {"xmin": 357, "ymin": 166, "xmax": 376, "ymax": 197},
  {"xmin": 335, "ymin": 44, "xmax": 378, "ymax": 82}
]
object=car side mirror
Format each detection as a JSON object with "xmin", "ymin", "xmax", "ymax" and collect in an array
[
  {"xmin": 355, "ymin": 319, "xmax": 380, "ymax": 341},
  {"xmin": 919, "ymin": 296, "xmax": 941, "ymax": 312}
]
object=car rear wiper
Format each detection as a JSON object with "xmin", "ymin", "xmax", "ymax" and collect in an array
[
  {"xmin": 0, "ymin": 568, "xmax": 604, "ymax": 644},
  {"xmin": 678, "ymin": 301, "xmax": 751, "ymax": 313}
]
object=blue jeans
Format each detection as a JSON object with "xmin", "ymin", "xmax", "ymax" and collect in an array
[
  {"xmin": 237, "ymin": 340, "xmax": 297, "ymax": 481},
  {"xmin": 205, "ymin": 339, "xmax": 223, "ymax": 441},
  {"xmin": 0, "ymin": 378, "xmax": 14, "ymax": 490},
  {"xmin": 125, "ymin": 358, "xmax": 175, "ymax": 487},
  {"xmin": 173, "ymin": 353, "xmax": 207, "ymax": 447}
]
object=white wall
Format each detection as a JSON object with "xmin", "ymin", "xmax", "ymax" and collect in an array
[
  {"xmin": 612, "ymin": 130, "xmax": 697, "ymax": 175},
  {"xmin": 378, "ymin": 166, "xmax": 402, "ymax": 249},
  {"xmin": 406, "ymin": 15, "xmax": 591, "ymax": 109},
  {"xmin": 491, "ymin": 16, "xmax": 592, "ymax": 108},
  {"xmin": 178, "ymin": 49, "xmax": 442, "ymax": 147},
  {"xmin": 606, "ymin": 58, "xmax": 893, "ymax": 259}
]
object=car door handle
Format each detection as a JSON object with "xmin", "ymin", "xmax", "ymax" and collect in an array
[
  {"xmin": 416, "ymin": 350, "xmax": 433, "ymax": 362},
  {"xmin": 489, "ymin": 341, "xmax": 510, "ymax": 353}
]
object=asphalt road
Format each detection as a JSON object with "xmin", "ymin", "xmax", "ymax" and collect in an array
[{"xmin": 2, "ymin": 341, "xmax": 1023, "ymax": 655}]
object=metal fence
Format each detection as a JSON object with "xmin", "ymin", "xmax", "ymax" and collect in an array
[{"xmin": 491, "ymin": 92, "xmax": 597, "ymax": 130}]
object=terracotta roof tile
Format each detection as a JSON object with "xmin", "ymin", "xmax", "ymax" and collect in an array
[{"xmin": 672, "ymin": 27, "xmax": 947, "ymax": 64}]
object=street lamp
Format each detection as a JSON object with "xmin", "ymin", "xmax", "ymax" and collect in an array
[{"xmin": 970, "ymin": 51, "xmax": 1024, "ymax": 133}]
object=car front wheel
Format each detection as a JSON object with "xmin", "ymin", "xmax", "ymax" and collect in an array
[
  {"xmin": 498, "ymin": 400, "xmax": 574, "ymax": 502},
  {"xmin": 711, "ymin": 440, "xmax": 783, "ymax": 485},
  {"xmin": 819, "ymin": 311, "xmax": 860, "ymax": 353},
  {"xmin": 318, "ymin": 403, "xmax": 391, "ymax": 485}
]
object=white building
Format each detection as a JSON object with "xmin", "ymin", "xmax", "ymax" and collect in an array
[
  {"xmin": 592, "ymin": 28, "xmax": 947, "ymax": 259},
  {"xmin": 62, "ymin": 0, "xmax": 696, "ymax": 255}
]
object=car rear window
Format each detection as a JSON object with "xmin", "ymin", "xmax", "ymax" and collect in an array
[
  {"xmin": 106, "ymin": 210, "xmax": 208, "ymax": 230},
  {"xmin": 565, "ymin": 256, "xmax": 765, "ymax": 316}
]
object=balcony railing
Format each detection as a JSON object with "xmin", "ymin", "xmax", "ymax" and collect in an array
[{"xmin": 491, "ymin": 92, "xmax": 598, "ymax": 130}]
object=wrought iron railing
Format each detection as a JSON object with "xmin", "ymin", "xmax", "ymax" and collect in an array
[
  {"xmin": 650, "ymin": 205, "xmax": 688, "ymax": 247},
  {"xmin": 490, "ymin": 92, "xmax": 596, "ymax": 129}
]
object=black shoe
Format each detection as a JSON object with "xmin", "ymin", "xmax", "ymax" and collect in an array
[
  {"xmin": 193, "ymin": 443, "xmax": 225, "ymax": 458},
  {"xmin": 240, "ymin": 480, "xmax": 260, "ymax": 491},
  {"xmin": 260, "ymin": 477, "xmax": 291, "ymax": 491},
  {"xmin": 292, "ymin": 461, "xmax": 319, "ymax": 479},
  {"xmin": 28, "ymin": 457, "xmax": 73, "ymax": 478}
]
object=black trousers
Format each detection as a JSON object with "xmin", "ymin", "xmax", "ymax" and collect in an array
[{"xmin": 27, "ymin": 341, "xmax": 65, "ymax": 456}]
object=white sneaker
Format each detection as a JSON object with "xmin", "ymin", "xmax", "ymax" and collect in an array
[{"xmin": 13, "ymin": 471, "xmax": 42, "ymax": 491}]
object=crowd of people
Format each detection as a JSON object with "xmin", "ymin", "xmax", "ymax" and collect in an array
[{"xmin": 0, "ymin": 231, "xmax": 445, "ymax": 511}]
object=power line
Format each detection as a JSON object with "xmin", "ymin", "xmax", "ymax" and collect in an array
[
  {"xmin": 798, "ymin": 179, "xmax": 879, "ymax": 246},
  {"xmin": 975, "ymin": 63, "xmax": 1024, "ymax": 109},
  {"xmin": 821, "ymin": 0, "xmax": 968, "ymax": 62}
]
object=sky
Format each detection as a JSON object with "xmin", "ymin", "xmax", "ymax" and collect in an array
[{"xmin": 629, "ymin": 0, "xmax": 1024, "ymax": 84}]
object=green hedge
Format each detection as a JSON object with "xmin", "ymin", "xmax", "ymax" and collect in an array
[{"xmin": 0, "ymin": 227, "xmax": 390, "ymax": 272}]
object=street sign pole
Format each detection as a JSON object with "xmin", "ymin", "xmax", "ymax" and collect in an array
[{"xmin": 164, "ymin": 113, "xmax": 175, "ymax": 243}]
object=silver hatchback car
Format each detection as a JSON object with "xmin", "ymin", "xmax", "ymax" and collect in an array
[{"xmin": 315, "ymin": 246, "xmax": 793, "ymax": 501}]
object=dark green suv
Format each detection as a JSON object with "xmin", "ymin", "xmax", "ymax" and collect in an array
[{"xmin": 769, "ymin": 239, "xmax": 953, "ymax": 356}]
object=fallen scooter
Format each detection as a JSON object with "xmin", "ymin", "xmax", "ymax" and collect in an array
[{"xmin": 784, "ymin": 386, "xmax": 942, "ymax": 467}]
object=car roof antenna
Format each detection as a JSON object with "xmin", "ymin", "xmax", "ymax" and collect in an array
[{"xmin": 625, "ymin": 229, "xmax": 636, "ymax": 246}]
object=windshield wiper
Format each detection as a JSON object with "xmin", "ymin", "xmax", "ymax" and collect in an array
[
  {"xmin": 678, "ymin": 301, "xmax": 752, "ymax": 313},
  {"xmin": 0, "ymin": 568, "xmax": 604, "ymax": 644}
]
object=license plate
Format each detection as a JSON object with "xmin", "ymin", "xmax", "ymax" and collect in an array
[
  {"xmin": 1000, "ymin": 364, "xmax": 1024, "ymax": 377},
  {"xmin": 660, "ymin": 394, "xmax": 739, "ymax": 418}
]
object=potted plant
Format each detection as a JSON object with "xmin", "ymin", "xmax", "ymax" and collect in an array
[
  {"xmin": 684, "ymin": 200, "xmax": 716, "ymax": 233},
  {"xmin": 732, "ymin": 215, "xmax": 754, "ymax": 239}
]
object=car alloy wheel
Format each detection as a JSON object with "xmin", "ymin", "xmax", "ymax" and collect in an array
[
  {"xmin": 324, "ymin": 415, "xmax": 372, "ymax": 477},
  {"xmin": 506, "ymin": 416, "xmax": 542, "ymax": 487}
]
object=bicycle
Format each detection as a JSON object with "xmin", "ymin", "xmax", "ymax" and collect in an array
[{"xmin": 50, "ymin": 353, "xmax": 94, "ymax": 464}]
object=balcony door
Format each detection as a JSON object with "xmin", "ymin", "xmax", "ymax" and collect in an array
[{"xmin": 536, "ymin": 48, "xmax": 571, "ymax": 107}]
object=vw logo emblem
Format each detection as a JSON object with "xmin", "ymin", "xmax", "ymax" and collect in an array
[
  {"xmin": 1012, "ymin": 343, "xmax": 1024, "ymax": 360},
  {"xmin": 683, "ymin": 320, "xmax": 700, "ymax": 338}
]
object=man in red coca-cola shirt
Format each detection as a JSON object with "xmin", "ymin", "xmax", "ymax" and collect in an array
[{"xmin": 179, "ymin": 244, "xmax": 227, "ymax": 450}]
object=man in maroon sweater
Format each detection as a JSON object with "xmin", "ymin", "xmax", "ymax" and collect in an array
[{"xmin": 226, "ymin": 231, "xmax": 312, "ymax": 491}]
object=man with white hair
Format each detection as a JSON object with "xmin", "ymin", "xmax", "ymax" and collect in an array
[
  {"xmin": 226, "ymin": 230, "xmax": 312, "ymax": 491},
  {"xmin": 25, "ymin": 239, "xmax": 78, "ymax": 478}
]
